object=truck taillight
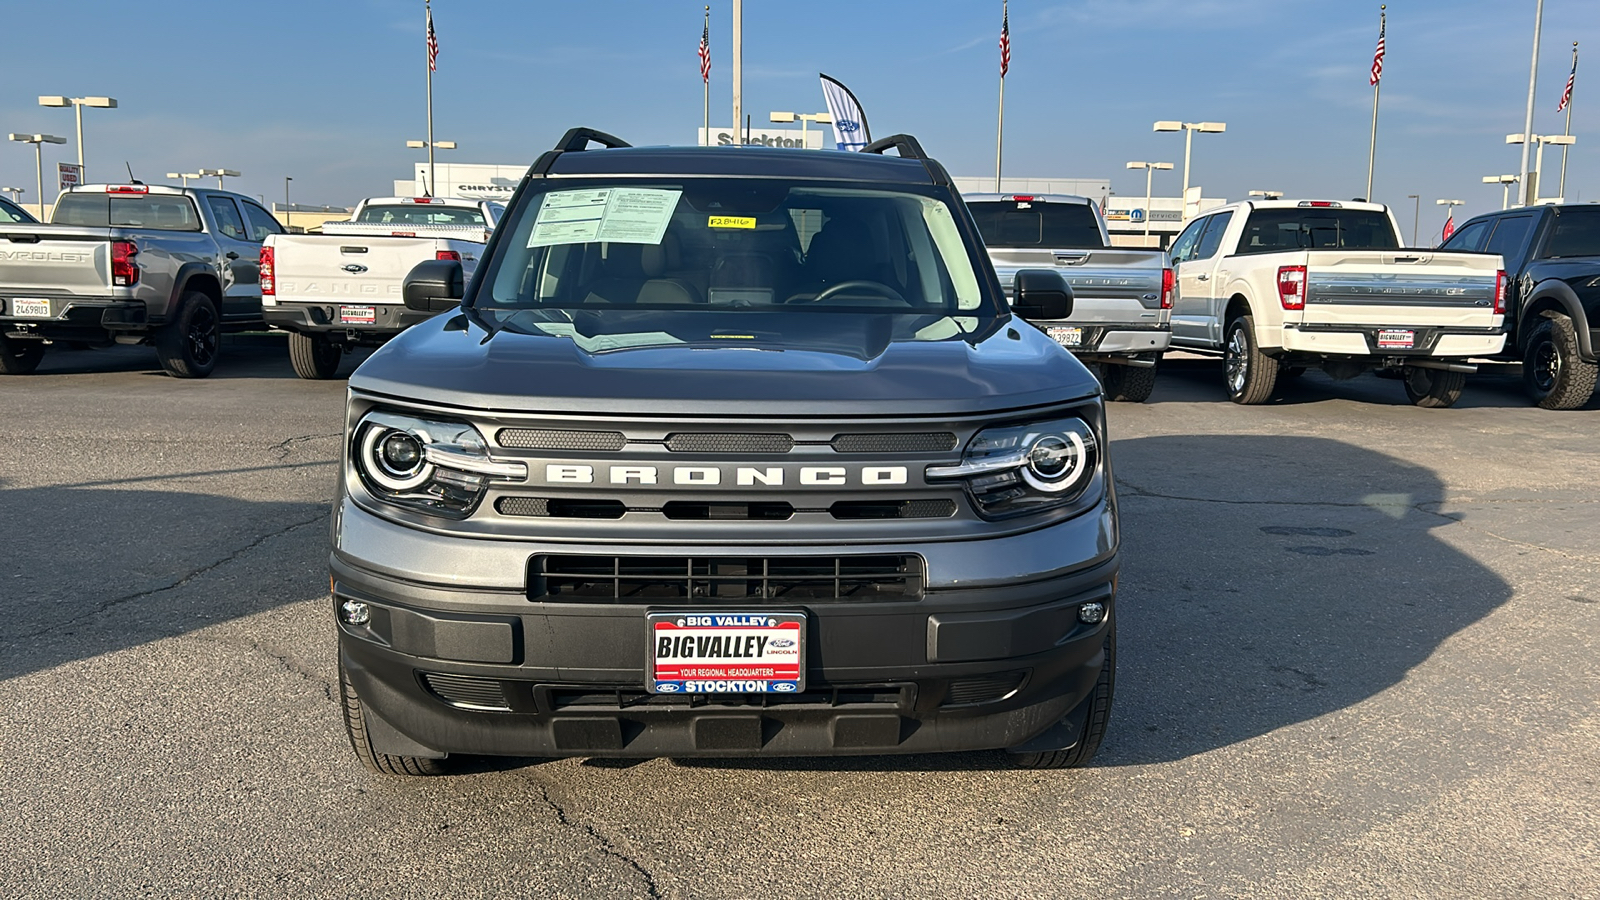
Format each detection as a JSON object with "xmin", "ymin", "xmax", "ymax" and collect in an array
[
  {"xmin": 1276, "ymin": 265, "xmax": 1307, "ymax": 310},
  {"xmin": 111, "ymin": 240, "xmax": 139, "ymax": 287},
  {"xmin": 1160, "ymin": 267, "xmax": 1175, "ymax": 310},
  {"xmin": 260, "ymin": 245, "xmax": 275, "ymax": 295},
  {"xmin": 436, "ymin": 250, "xmax": 461, "ymax": 261},
  {"xmin": 1493, "ymin": 269, "xmax": 1506, "ymax": 315}
]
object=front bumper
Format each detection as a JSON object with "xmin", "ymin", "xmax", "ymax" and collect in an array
[
  {"xmin": 264, "ymin": 302, "xmax": 432, "ymax": 342},
  {"xmin": 332, "ymin": 499, "xmax": 1119, "ymax": 759}
]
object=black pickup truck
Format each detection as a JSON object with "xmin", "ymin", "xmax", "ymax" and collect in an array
[{"xmin": 1441, "ymin": 204, "xmax": 1600, "ymax": 409}]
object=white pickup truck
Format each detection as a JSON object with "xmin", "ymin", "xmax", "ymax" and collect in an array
[
  {"xmin": 1168, "ymin": 199, "xmax": 1506, "ymax": 407},
  {"xmin": 261, "ymin": 196, "xmax": 502, "ymax": 378}
]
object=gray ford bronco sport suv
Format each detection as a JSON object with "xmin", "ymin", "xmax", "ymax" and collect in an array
[{"xmin": 332, "ymin": 129, "xmax": 1119, "ymax": 774}]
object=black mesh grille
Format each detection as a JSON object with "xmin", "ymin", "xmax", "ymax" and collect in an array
[
  {"xmin": 422, "ymin": 673, "xmax": 510, "ymax": 711},
  {"xmin": 831, "ymin": 432, "xmax": 957, "ymax": 453},
  {"xmin": 830, "ymin": 499, "xmax": 957, "ymax": 520},
  {"xmin": 665, "ymin": 433, "xmax": 795, "ymax": 453},
  {"xmin": 943, "ymin": 672, "xmax": 1027, "ymax": 706},
  {"xmin": 662, "ymin": 501, "xmax": 794, "ymax": 521},
  {"xmin": 531, "ymin": 555, "xmax": 924, "ymax": 603},
  {"xmin": 497, "ymin": 429, "xmax": 626, "ymax": 451},
  {"xmin": 497, "ymin": 497, "xmax": 626, "ymax": 519}
]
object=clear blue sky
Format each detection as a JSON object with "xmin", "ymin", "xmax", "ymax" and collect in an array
[{"xmin": 1, "ymin": 0, "xmax": 1593, "ymax": 235}]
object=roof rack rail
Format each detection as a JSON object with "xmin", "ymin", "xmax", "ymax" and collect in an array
[
  {"xmin": 860, "ymin": 134, "xmax": 927, "ymax": 160},
  {"xmin": 530, "ymin": 127, "xmax": 633, "ymax": 177}
]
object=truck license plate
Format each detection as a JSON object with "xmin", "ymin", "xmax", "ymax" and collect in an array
[
  {"xmin": 1377, "ymin": 329, "xmax": 1415, "ymax": 349},
  {"xmin": 1047, "ymin": 326, "xmax": 1083, "ymax": 347},
  {"xmin": 339, "ymin": 306, "xmax": 376, "ymax": 325},
  {"xmin": 8, "ymin": 298, "xmax": 50, "ymax": 318},
  {"xmin": 647, "ymin": 612, "xmax": 804, "ymax": 694}
]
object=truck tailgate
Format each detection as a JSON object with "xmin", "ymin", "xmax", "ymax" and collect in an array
[
  {"xmin": 0, "ymin": 226, "xmax": 115, "ymax": 297},
  {"xmin": 1300, "ymin": 250, "xmax": 1503, "ymax": 328},
  {"xmin": 987, "ymin": 247, "xmax": 1167, "ymax": 322},
  {"xmin": 271, "ymin": 234, "xmax": 476, "ymax": 306}
]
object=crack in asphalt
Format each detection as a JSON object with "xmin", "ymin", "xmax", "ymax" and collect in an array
[
  {"xmin": 2, "ymin": 511, "xmax": 331, "ymax": 642},
  {"xmin": 519, "ymin": 773, "xmax": 665, "ymax": 899},
  {"xmin": 272, "ymin": 432, "xmax": 342, "ymax": 460},
  {"xmin": 192, "ymin": 633, "xmax": 336, "ymax": 703}
]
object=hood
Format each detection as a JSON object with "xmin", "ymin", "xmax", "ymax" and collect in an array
[{"xmin": 348, "ymin": 308, "xmax": 1099, "ymax": 417}]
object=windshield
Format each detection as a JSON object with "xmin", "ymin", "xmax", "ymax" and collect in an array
[
  {"xmin": 479, "ymin": 180, "xmax": 989, "ymax": 322},
  {"xmin": 52, "ymin": 193, "xmax": 202, "ymax": 231},
  {"xmin": 0, "ymin": 197, "xmax": 35, "ymax": 224},
  {"xmin": 355, "ymin": 204, "xmax": 487, "ymax": 227},
  {"xmin": 1237, "ymin": 208, "xmax": 1399, "ymax": 253},
  {"xmin": 967, "ymin": 199, "xmax": 1105, "ymax": 248}
]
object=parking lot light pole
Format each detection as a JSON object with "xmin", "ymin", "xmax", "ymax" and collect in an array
[
  {"xmin": 1248, "ymin": 190, "xmax": 1284, "ymax": 200},
  {"xmin": 166, "ymin": 172, "xmax": 202, "ymax": 187},
  {"xmin": 1, "ymin": 186, "xmax": 22, "ymax": 205},
  {"xmin": 9, "ymin": 133, "xmax": 67, "ymax": 220},
  {"xmin": 769, "ymin": 111, "xmax": 832, "ymax": 149},
  {"xmin": 284, "ymin": 177, "xmax": 292, "ymax": 226},
  {"xmin": 1154, "ymin": 120, "xmax": 1225, "ymax": 218},
  {"xmin": 1127, "ymin": 161, "xmax": 1173, "ymax": 238},
  {"xmin": 405, "ymin": 140, "xmax": 456, "ymax": 195},
  {"xmin": 1506, "ymin": 133, "xmax": 1576, "ymax": 202},
  {"xmin": 197, "ymin": 168, "xmax": 240, "ymax": 190},
  {"xmin": 1406, "ymin": 194, "xmax": 1421, "ymax": 245},
  {"xmin": 38, "ymin": 96, "xmax": 116, "ymax": 183},
  {"xmin": 1482, "ymin": 174, "xmax": 1520, "ymax": 210}
]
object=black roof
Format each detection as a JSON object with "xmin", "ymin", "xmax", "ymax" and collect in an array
[{"xmin": 536, "ymin": 129, "xmax": 946, "ymax": 186}]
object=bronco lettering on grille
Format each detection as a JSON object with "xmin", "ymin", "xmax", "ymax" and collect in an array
[{"xmin": 540, "ymin": 464, "xmax": 909, "ymax": 488}]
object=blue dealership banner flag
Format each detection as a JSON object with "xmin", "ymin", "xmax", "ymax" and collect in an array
[{"xmin": 819, "ymin": 73, "xmax": 871, "ymax": 151}]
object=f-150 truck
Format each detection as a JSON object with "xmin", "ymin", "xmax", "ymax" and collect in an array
[
  {"xmin": 0, "ymin": 183, "xmax": 282, "ymax": 377},
  {"xmin": 331, "ymin": 129, "xmax": 1119, "ymax": 775},
  {"xmin": 262, "ymin": 197, "xmax": 501, "ymax": 378},
  {"xmin": 966, "ymin": 193, "xmax": 1172, "ymax": 402},
  {"xmin": 1440, "ymin": 203, "xmax": 1600, "ymax": 409},
  {"xmin": 1168, "ymin": 199, "xmax": 1507, "ymax": 407}
]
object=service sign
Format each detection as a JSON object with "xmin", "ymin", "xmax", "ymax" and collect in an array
[{"xmin": 648, "ymin": 612, "xmax": 804, "ymax": 694}]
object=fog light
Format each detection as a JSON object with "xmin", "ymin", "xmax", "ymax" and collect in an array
[
  {"xmin": 340, "ymin": 599, "xmax": 371, "ymax": 625},
  {"xmin": 1077, "ymin": 602, "xmax": 1106, "ymax": 624}
]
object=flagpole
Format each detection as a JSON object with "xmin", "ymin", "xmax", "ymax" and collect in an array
[
  {"xmin": 1365, "ymin": 6, "xmax": 1384, "ymax": 201},
  {"xmin": 1517, "ymin": 0, "xmax": 1544, "ymax": 206},
  {"xmin": 425, "ymin": 1, "xmax": 435, "ymax": 197},
  {"xmin": 1559, "ymin": 41, "xmax": 1577, "ymax": 200},
  {"xmin": 731, "ymin": 0, "xmax": 742, "ymax": 147},
  {"xmin": 995, "ymin": 0, "xmax": 1007, "ymax": 192},
  {"xmin": 702, "ymin": 7, "xmax": 710, "ymax": 146}
]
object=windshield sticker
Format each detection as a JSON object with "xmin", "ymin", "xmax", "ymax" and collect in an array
[
  {"xmin": 708, "ymin": 215, "xmax": 756, "ymax": 230},
  {"xmin": 528, "ymin": 188, "xmax": 681, "ymax": 247}
]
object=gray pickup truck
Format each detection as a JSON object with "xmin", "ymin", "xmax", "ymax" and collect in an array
[
  {"xmin": 0, "ymin": 183, "xmax": 283, "ymax": 377},
  {"xmin": 965, "ymin": 194, "xmax": 1172, "ymax": 402}
]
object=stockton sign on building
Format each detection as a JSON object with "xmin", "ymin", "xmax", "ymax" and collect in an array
[{"xmin": 697, "ymin": 127, "xmax": 824, "ymax": 149}]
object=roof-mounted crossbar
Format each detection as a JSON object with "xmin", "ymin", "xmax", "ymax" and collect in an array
[
  {"xmin": 860, "ymin": 134, "xmax": 927, "ymax": 160},
  {"xmin": 531, "ymin": 128, "xmax": 633, "ymax": 177}
]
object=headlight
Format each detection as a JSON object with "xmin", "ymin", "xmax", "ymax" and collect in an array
[
  {"xmin": 352, "ymin": 411, "xmax": 526, "ymax": 518},
  {"xmin": 925, "ymin": 417, "xmax": 1100, "ymax": 518}
]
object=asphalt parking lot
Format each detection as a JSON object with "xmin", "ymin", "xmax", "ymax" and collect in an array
[{"xmin": 3, "ymin": 336, "xmax": 1597, "ymax": 899}]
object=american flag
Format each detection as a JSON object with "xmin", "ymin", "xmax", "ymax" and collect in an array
[
  {"xmin": 699, "ymin": 17, "xmax": 711, "ymax": 84},
  {"xmin": 1369, "ymin": 11, "xmax": 1385, "ymax": 86},
  {"xmin": 426, "ymin": 3, "xmax": 439, "ymax": 72},
  {"xmin": 1557, "ymin": 46, "xmax": 1576, "ymax": 112},
  {"xmin": 999, "ymin": 2, "xmax": 1010, "ymax": 78}
]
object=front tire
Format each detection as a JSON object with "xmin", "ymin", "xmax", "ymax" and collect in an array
[
  {"xmin": 1403, "ymin": 368, "xmax": 1466, "ymax": 408},
  {"xmin": 288, "ymin": 331, "xmax": 342, "ymax": 380},
  {"xmin": 0, "ymin": 334, "xmax": 45, "ymax": 374},
  {"xmin": 1224, "ymin": 315, "xmax": 1279, "ymax": 404},
  {"xmin": 1009, "ymin": 624, "xmax": 1115, "ymax": 770},
  {"xmin": 339, "ymin": 661, "xmax": 447, "ymax": 777},
  {"xmin": 1099, "ymin": 361, "xmax": 1158, "ymax": 403},
  {"xmin": 1523, "ymin": 314, "xmax": 1598, "ymax": 410},
  {"xmin": 155, "ymin": 291, "xmax": 220, "ymax": 378}
]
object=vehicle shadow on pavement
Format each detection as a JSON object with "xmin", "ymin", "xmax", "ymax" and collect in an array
[
  {"xmin": 671, "ymin": 434, "xmax": 1508, "ymax": 773},
  {"xmin": 29, "ymin": 335, "xmax": 367, "ymax": 380},
  {"xmin": 0, "ymin": 484, "xmax": 332, "ymax": 681},
  {"xmin": 1152, "ymin": 356, "xmax": 1573, "ymax": 409}
]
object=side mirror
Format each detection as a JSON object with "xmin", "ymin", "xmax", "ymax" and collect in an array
[
  {"xmin": 1010, "ymin": 269, "xmax": 1073, "ymax": 321},
  {"xmin": 403, "ymin": 259, "xmax": 464, "ymax": 312}
]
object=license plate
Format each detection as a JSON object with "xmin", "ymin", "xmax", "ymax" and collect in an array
[
  {"xmin": 1377, "ymin": 329, "xmax": 1415, "ymax": 349},
  {"xmin": 8, "ymin": 298, "xmax": 50, "ymax": 318},
  {"xmin": 339, "ymin": 305, "xmax": 376, "ymax": 325},
  {"xmin": 1047, "ymin": 326, "xmax": 1083, "ymax": 347},
  {"xmin": 648, "ymin": 612, "xmax": 805, "ymax": 694}
]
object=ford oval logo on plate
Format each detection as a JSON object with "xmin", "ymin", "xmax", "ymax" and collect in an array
[{"xmin": 341, "ymin": 264, "xmax": 368, "ymax": 274}]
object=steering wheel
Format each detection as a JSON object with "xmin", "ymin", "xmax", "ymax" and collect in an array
[{"xmin": 805, "ymin": 280, "xmax": 908, "ymax": 305}]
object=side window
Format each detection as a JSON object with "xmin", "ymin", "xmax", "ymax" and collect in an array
[
  {"xmin": 241, "ymin": 202, "xmax": 284, "ymax": 242},
  {"xmin": 1194, "ymin": 211, "xmax": 1234, "ymax": 260},
  {"xmin": 1168, "ymin": 216, "xmax": 1209, "ymax": 264},
  {"xmin": 205, "ymin": 196, "xmax": 247, "ymax": 240},
  {"xmin": 1483, "ymin": 215, "xmax": 1534, "ymax": 262},
  {"xmin": 1440, "ymin": 218, "xmax": 1491, "ymax": 252}
]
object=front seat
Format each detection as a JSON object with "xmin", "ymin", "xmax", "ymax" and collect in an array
[{"xmin": 804, "ymin": 218, "xmax": 886, "ymax": 290}]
